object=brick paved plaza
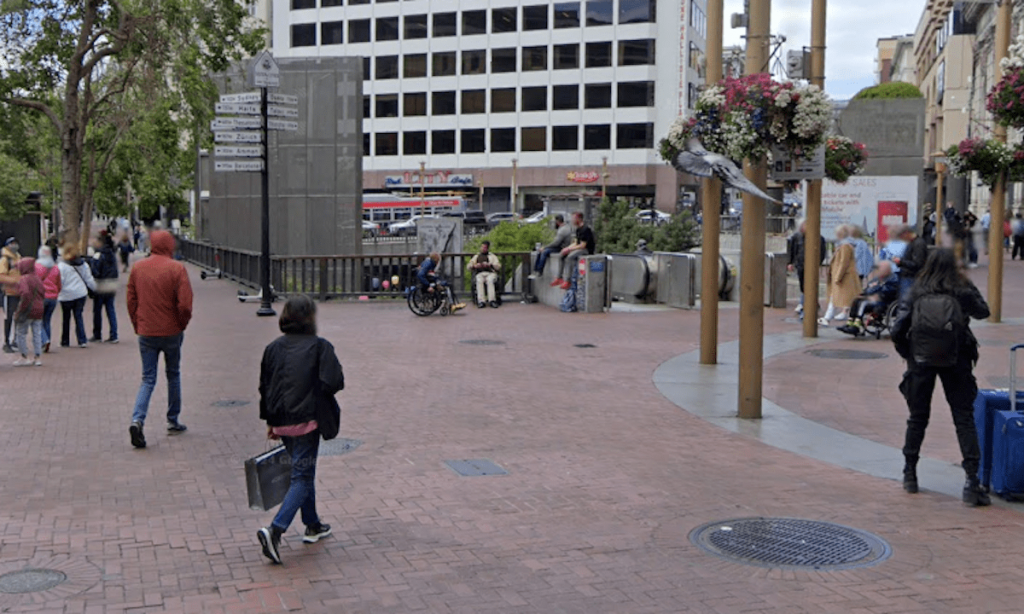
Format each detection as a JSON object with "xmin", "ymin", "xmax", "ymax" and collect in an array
[{"xmin": 1, "ymin": 254, "xmax": 1024, "ymax": 613}]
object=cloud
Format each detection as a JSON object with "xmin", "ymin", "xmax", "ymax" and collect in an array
[{"xmin": 721, "ymin": 0, "xmax": 924, "ymax": 99}]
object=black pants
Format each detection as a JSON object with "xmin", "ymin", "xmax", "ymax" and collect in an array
[
  {"xmin": 850, "ymin": 298, "xmax": 885, "ymax": 320},
  {"xmin": 4, "ymin": 295, "xmax": 20, "ymax": 347},
  {"xmin": 1013, "ymin": 236, "xmax": 1024, "ymax": 260},
  {"xmin": 900, "ymin": 359, "xmax": 980, "ymax": 477},
  {"xmin": 796, "ymin": 267, "xmax": 805, "ymax": 295}
]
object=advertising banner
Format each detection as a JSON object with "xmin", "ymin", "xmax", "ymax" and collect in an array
[{"xmin": 819, "ymin": 176, "xmax": 918, "ymax": 240}]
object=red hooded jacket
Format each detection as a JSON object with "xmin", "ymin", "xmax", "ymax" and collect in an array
[
  {"xmin": 126, "ymin": 231, "xmax": 193, "ymax": 337},
  {"xmin": 15, "ymin": 258, "xmax": 44, "ymax": 320}
]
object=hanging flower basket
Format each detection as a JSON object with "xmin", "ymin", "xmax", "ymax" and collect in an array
[
  {"xmin": 945, "ymin": 137, "xmax": 1024, "ymax": 187},
  {"xmin": 987, "ymin": 34, "xmax": 1024, "ymax": 129},
  {"xmin": 659, "ymin": 74, "xmax": 833, "ymax": 164},
  {"xmin": 824, "ymin": 137, "xmax": 868, "ymax": 183}
]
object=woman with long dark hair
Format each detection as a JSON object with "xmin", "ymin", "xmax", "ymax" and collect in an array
[{"xmin": 891, "ymin": 248, "xmax": 990, "ymax": 506}]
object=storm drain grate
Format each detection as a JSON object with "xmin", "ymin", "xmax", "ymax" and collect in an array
[
  {"xmin": 574, "ymin": 343, "xmax": 597, "ymax": 348},
  {"xmin": 805, "ymin": 349, "xmax": 887, "ymax": 360},
  {"xmin": 0, "ymin": 569, "xmax": 68, "ymax": 594},
  {"xmin": 459, "ymin": 339, "xmax": 506, "ymax": 346},
  {"xmin": 319, "ymin": 438, "xmax": 363, "ymax": 457},
  {"xmin": 690, "ymin": 518, "xmax": 891, "ymax": 571},
  {"xmin": 444, "ymin": 459, "xmax": 508, "ymax": 477},
  {"xmin": 211, "ymin": 400, "xmax": 250, "ymax": 408}
]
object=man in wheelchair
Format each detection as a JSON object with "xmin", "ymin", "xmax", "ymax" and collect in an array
[
  {"xmin": 469, "ymin": 241, "xmax": 502, "ymax": 309},
  {"xmin": 838, "ymin": 260, "xmax": 899, "ymax": 337},
  {"xmin": 417, "ymin": 252, "xmax": 466, "ymax": 311}
]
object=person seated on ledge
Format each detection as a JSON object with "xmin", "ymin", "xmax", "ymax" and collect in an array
[
  {"xmin": 838, "ymin": 260, "xmax": 900, "ymax": 337},
  {"xmin": 530, "ymin": 214, "xmax": 572, "ymax": 279},
  {"xmin": 552, "ymin": 212, "xmax": 596, "ymax": 290},
  {"xmin": 469, "ymin": 241, "xmax": 502, "ymax": 308},
  {"xmin": 417, "ymin": 252, "xmax": 465, "ymax": 311}
]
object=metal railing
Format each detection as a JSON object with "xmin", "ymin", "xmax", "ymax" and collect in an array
[
  {"xmin": 179, "ymin": 239, "xmax": 532, "ymax": 301},
  {"xmin": 719, "ymin": 215, "xmax": 799, "ymax": 235}
]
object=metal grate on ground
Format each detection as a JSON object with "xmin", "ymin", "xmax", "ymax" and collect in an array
[{"xmin": 805, "ymin": 349, "xmax": 887, "ymax": 360}]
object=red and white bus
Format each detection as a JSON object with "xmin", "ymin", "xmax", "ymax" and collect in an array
[{"xmin": 362, "ymin": 193, "xmax": 467, "ymax": 229}]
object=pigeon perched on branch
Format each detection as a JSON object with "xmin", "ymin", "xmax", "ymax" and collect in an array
[{"xmin": 672, "ymin": 139, "xmax": 780, "ymax": 203}]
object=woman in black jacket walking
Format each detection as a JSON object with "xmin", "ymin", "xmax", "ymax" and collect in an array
[
  {"xmin": 891, "ymin": 249, "xmax": 990, "ymax": 506},
  {"xmin": 90, "ymin": 232, "xmax": 119, "ymax": 343},
  {"xmin": 257, "ymin": 295, "xmax": 344, "ymax": 564}
]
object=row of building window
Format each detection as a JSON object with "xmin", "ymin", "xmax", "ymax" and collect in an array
[
  {"xmin": 365, "ymin": 123, "xmax": 655, "ymax": 156},
  {"xmin": 350, "ymin": 41, "xmax": 655, "ymax": 80},
  {"xmin": 364, "ymin": 82, "xmax": 655, "ymax": 117},
  {"xmin": 291, "ymin": 1, "xmax": 656, "ymax": 34}
]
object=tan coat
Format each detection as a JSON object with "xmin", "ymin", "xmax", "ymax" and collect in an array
[{"xmin": 828, "ymin": 243, "xmax": 862, "ymax": 310}]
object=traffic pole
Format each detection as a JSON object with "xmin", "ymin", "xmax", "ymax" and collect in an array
[
  {"xmin": 737, "ymin": 0, "xmax": 771, "ymax": 420},
  {"xmin": 802, "ymin": 0, "xmax": 826, "ymax": 339},
  {"xmin": 699, "ymin": 0, "xmax": 724, "ymax": 365},
  {"xmin": 989, "ymin": 0, "xmax": 1011, "ymax": 323},
  {"xmin": 257, "ymin": 85, "xmax": 275, "ymax": 317}
]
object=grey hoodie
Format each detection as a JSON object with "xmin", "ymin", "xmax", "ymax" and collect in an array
[{"xmin": 544, "ymin": 223, "xmax": 573, "ymax": 252}]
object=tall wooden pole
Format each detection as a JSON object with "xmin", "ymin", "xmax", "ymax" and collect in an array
[
  {"xmin": 989, "ymin": 0, "xmax": 1011, "ymax": 323},
  {"xmin": 802, "ymin": 0, "xmax": 826, "ymax": 338},
  {"xmin": 737, "ymin": 0, "xmax": 771, "ymax": 419},
  {"xmin": 699, "ymin": 0, "xmax": 724, "ymax": 365},
  {"xmin": 257, "ymin": 85, "xmax": 275, "ymax": 317}
]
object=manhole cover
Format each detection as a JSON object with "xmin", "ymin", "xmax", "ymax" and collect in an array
[
  {"xmin": 211, "ymin": 400, "xmax": 250, "ymax": 408},
  {"xmin": 459, "ymin": 339, "xmax": 506, "ymax": 346},
  {"xmin": 690, "ymin": 518, "xmax": 891, "ymax": 571},
  {"xmin": 805, "ymin": 349, "xmax": 887, "ymax": 360},
  {"xmin": 444, "ymin": 459, "xmax": 508, "ymax": 477},
  {"xmin": 319, "ymin": 438, "xmax": 362, "ymax": 457},
  {"xmin": 574, "ymin": 343, "xmax": 597, "ymax": 348},
  {"xmin": 0, "ymin": 569, "xmax": 68, "ymax": 594}
]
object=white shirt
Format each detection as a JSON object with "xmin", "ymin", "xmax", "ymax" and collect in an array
[{"xmin": 57, "ymin": 260, "xmax": 96, "ymax": 302}]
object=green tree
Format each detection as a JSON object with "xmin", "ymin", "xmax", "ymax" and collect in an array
[
  {"xmin": 593, "ymin": 197, "xmax": 701, "ymax": 254},
  {"xmin": 0, "ymin": 147, "xmax": 38, "ymax": 219},
  {"xmin": 0, "ymin": 0, "xmax": 265, "ymax": 248},
  {"xmin": 465, "ymin": 219, "xmax": 555, "ymax": 254},
  {"xmin": 852, "ymin": 82, "xmax": 923, "ymax": 100}
]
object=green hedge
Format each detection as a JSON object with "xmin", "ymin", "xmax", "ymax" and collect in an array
[{"xmin": 852, "ymin": 82, "xmax": 923, "ymax": 100}]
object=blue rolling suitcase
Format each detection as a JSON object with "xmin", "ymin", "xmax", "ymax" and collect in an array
[{"xmin": 974, "ymin": 344, "xmax": 1024, "ymax": 499}]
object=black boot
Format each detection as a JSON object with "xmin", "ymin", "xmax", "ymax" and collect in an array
[
  {"xmin": 963, "ymin": 477, "xmax": 991, "ymax": 507},
  {"xmin": 903, "ymin": 464, "xmax": 919, "ymax": 494}
]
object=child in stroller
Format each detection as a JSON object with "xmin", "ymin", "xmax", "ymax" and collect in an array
[
  {"xmin": 838, "ymin": 260, "xmax": 899, "ymax": 338},
  {"xmin": 417, "ymin": 253, "xmax": 466, "ymax": 312}
]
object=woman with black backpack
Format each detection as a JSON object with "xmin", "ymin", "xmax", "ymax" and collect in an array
[{"xmin": 891, "ymin": 249, "xmax": 990, "ymax": 506}]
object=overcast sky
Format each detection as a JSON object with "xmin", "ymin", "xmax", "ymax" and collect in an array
[{"xmin": 721, "ymin": 0, "xmax": 925, "ymax": 100}]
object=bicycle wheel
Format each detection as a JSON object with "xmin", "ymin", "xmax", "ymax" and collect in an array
[{"xmin": 407, "ymin": 287, "xmax": 441, "ymax": 316}]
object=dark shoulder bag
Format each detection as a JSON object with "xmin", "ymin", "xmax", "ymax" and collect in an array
[{"xmin": 315, "ymin": 339, "xmax": 341, "ymax": 441}]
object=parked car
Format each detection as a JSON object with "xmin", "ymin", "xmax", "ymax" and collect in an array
[
  {"xmin": 521, "ymin": 211, "xmax": 548, "ymax": 224},
  {"xmin": 390, "ymin": 215, "xmax": 438, "ymax": 236},
  {"xmin": 362, "ymin": 220, "xmax": 380, "ymax": 237},
  {"xmin": 486, "ymin": 212, "xmax": 520, "ymax": 228},
  {"xmin": 635, "ymin": 209, "xmax": 672, "ymax": 226},
  {"xmin": 441, "ymin": 210, "xmax": 489, "ymax": 234}
]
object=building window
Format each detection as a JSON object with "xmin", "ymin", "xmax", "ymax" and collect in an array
[
  {"xmin": 375, "ymin": 94, "xmax": 398, "ymax": 118},
  {"xmin": 688, "ymin": 41, "xmax": 701, "ymax": 71},
  {"xmin": 552, "ymin": 126, "xmax": 579, "ymax": 150},
  {"xmin": 493, "ymin": 7, "xmax": 517, "ymax": 32},
  {"xmin": 322, "ymin": 0, "xmax": 342, "ymax": 5},
  {"xmin": 687, "ymin": 83, "xmax": 699, "ymax": 109},
  {"xmin": 492, "ymin": 88, "xmax": 516, "ymax": 112},
  {"xmin": 362, "ymin": 57, "xmax": 371, "ymax": 80},
  {"xmin": 404, "ymin": 93, "xmax": 426, "ymax": 116},
  {"xmin": 522, "ymin": 86, "xmax": 547, "ymax": 111},
  {"xmin": 375, "ymin": 133, "xmax": 398, "ymax": 156},
  {"xmin": 433, "ymin": 91, "xmax": 456, "ymax": 115},
  {"xmin": 363, "ymin": 95, "xmax": 370, "ymax": 118},
  {"xmin": 404, "ymin": 54, "xmax": 427, "ymax": 78},
  {"xmin": 585, "ymin": 83, "xmax": 612, "ymax": 108},
  {"xmin": 553, "ymin": 44, "xmax": 579, "ymax": 69},
  {"xmin": 584, "ymin": 125, "xmax": 611, "ymax": 149},
  {"xmin": 291, "ymin": 0, "xmax": 314, "ymax": 9},
  {"xmin": 375, "ymin": 55, "xmax": 398, "ymax": 80},
  {"xmin": 617, "ymin": 122, "xmax": 654, "ymax": 148},
  {"xmin": 376, "ymin": 17, "xmax": 398, "ymax": 41},
  {"xmin": 554, "ymin": 2, "xmax": 581, "ymax": 28},
  {"xmin": 290, "ymin": 24, "xmax": 316, "ymax": 47},
  {"xmin": 463, "ymin": 10, "xmax": 487, "ymax": 35},
  {"xmin": 492, "ymin": 128, "xmax": 516, "ymax": 152},
  {"xmin": 618, "ymin": 81, "xmax": 655, "ymax": 107},
  {"xmin": 321, "ymin": 21, "xmax": 343, "ymax": 45},
  {"xmin": 690, "ymin": 1, "xmax": 707, "ymax": 38},
  {"xmin": 433, "ymin": 12, "xmax": 457, "ymax": 37},
  {"xmin": 404, "ymin": 14, "xmax": 428, "ymax": 39},
  {"xmin": 523, "ymin": 46, "xmax": 548, "ymax": 71},
  {"xmin": 404, "ymin": 131, "xmax": 426, "ymax": 155},
  {"xmin": 432, "ymin": 52, "xmax": 456, "ymax": 76},
  {"xmin": 363, "ymin": 133, "xmax": 371, "ymax": 156},
  {"xmin": 586, "ymin": 0, "xmax": 614, "ymax": 25},
  {"xmin": 349, "ymin": 19, "xmax": 370, "ymax": 43},
  {"xmin": 523, "ymin": 5, "xmax": 548, "ymax": 30},
  {"xmin": 552, "ymin": 84, "xmax": 579, "ymax": 109},
  {"xmin": 586, "ymin": 42, "xmax": 612, "ymax": 67},
  {"xmin": 492, "ymin": 48, "xmax": 517, "ymax": 73},
  {"xmin": 619, "ymin": 0, "xmax": 655, "ymax": 23},
  {"xmin": 522, "ymin": 127, "xmax": 546, "ymax": 151},
  {"xmin": 462, "ymin": 50, "xmax": 486, "ymax": 75},
  {"xmin": 462, "ymin": 129, "xmax": 486, "ymax": 153},
  {"xmin": 619, "ymin": 39, "xmax": 656, "ymax": 65},
  {"xmin": 348, "ymin": 0, "xmax": 368, "ymax": 4},
  {"xmin": 432, "ymin": 130, "xmax": 456, "ymax": 154},
  {"xmin": 462, "ymin": 90, "xmax": 486, "ymax": 114}
]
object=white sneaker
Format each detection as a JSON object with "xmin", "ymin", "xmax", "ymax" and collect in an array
[
  {"xmin": 817, "ymin": 317, "xmax": 829, "ymax": 326},
  {"xmin": 12, "ymin": 357, "xmax": 30, "ymax": 367},
  {"xmin": 795, "ymin": 304, "xmax": 804, "ymax": 313},
  {"xmin": 33, "ymin": 359, "xmax": 42, "ymax": 367},
  {"xmin": 528, "ymin": 273, "xmax": 540, "ymax": 279}
]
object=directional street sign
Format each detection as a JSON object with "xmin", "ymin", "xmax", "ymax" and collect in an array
[
  {"xmin": 267, "ymin": 105, "xmax": 299, "ymax": 118},
  {"xmin": 214, "ymin": 145, "xmax": 264, "ymax": 157},
  {"xmin": 211, "ymin": 117, "xmax": 262, "ymax": 131},
  {"xmin": 215, "ymin": 160, "xmax": 264, "ymax": 172},
  {"xmin": 215, "ymin": 102, "xmax": 261, "ymax": 115},
  {"xmin": 214, "ymin": 131, "xmax": 263, "ymax": 144},
  {"xmin": 267, "ymin": 119, "xmax": 299, "ymax": 132},
  {"xmin": 268, "ymin": 93, "xmax": 298, "ymax": 106},
  {"xmin": 250, "ymin": 51, "xmax": 280, "ymax": 88},
  {"xmin": 219, "ymin": 91, "xmax": 261, "ymax": 104}
]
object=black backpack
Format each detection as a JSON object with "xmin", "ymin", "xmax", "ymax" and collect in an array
[{"xmin": 910, "ymin": 293, "xmax": 964, "ymax": 367}]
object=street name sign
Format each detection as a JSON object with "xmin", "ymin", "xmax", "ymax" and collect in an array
[
  {"xmin": 211, "ymin": 117, "xmax": 262, "ymax": 131},
  {"xmin": 215, "ymin": 160, "xmax": 264, "ymax": 172},
  {"xmin": 214, "ymin": 102, "xmax": 261, "ymax": 116},
  {"xmin": 268, "ymin": 93, "xmax": 298, "ymax": 105},
  {"xmin": 250, "ymin": 51, "xmax": 280, "ymax": 88},
  {"xmin": 219, "ymin": 92, "xmax": 261, "ymax": 104},
  {"xmin": 267, "ymin": 105, "xmax": 299, "ymax": 118},
  {"xmin": 267, "ymin": 119, "xmax": 299, "ymax": 132},
  {"xmin": 214, "ymin": 145, "xmax": 263, "ymax": 157},
  {"xmin": 214, "ymin": 131, "xmax": 262, "ymax": 144}
]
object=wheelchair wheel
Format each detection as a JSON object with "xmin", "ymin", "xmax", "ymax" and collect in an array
[
  {"xmin": 407, "ymin": 287, "xmax": 441, "ymax": 317},
  {"xmin": 439, "ymin": 304, "xmax": 451, "ymax": 317},
  {"xmin": 882, "ymin": 302, "xmax": 899, "ymax": 332}
]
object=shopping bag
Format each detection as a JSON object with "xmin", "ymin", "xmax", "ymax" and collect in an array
[{"xmin": 244, "ymin": 445, "xmax": 291, "ymax": 511}]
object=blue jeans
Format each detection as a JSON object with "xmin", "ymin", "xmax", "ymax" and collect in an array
[
  {"xmin": 92, "ymin": 293, "xmax": 117, "ymax": 340},
  {"xmin": 898, "ymin": 276, "xmax": 915, "ymax": 300},
  {"xmin": 42, "ymin": 299, "xmax": 57, "ymax": 345},
  {"xmin": 534, "ymin": 248, "xmax": 556, "ymax": 273},
  {"xmin": 131, "ymin": 334, "xmax": 183, "ymax": 425},
  {"xmin": 60, "ymin": 297, "xmax": 87, "ymax": 346},
  {"xmin": 15, "ymin": 319, "xmax": 42, "ymax": 358},
  {"xmin": 272, "ymin": 431, "xmax": 321, "ymax": 532}
]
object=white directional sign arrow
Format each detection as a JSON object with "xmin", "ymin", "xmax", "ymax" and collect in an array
[
  {"xmin": 214, "ymin": 145, "xmax": 264, "ymax": 157},
  {"xmin": 214, "ymin": 102, "xmax": 261, "ymax": 115},
  {"xmin": 267, "ymin": 93, "xmax": 298, "ymax": 106},
  {"xmin": 267, "ymin": 105, "xmax": 299, "ymax": 118},
  {"xmin": 211, "ymin": 117, "xmax": 262, "ymax": 131},
  {"xmin": 215, "ymin": 160, "xmax": 265, "ymax": 172},
  {"xmin": 219, "ymin": 91, "xmax": 261, "ymax": 104},
  {"xmin": 250, "ymin": 50, "xmax": 280, "ymax": 88},
  {"xmin": 267, "ymin": 119, "xmax": 299, "ymax": 132},
  {"xmin": 214, "ymin": 131, "xmax": 263, "ymax": 144}
]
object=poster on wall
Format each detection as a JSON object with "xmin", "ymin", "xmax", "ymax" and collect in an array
[{"xmin": 819, "ymin": 176, "xmax": 918, "ymax": 241}]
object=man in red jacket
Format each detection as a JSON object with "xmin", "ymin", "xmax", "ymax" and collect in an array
[{"xmin": 126, "ymin": 230, "xmax": 194, "ymax": 448}]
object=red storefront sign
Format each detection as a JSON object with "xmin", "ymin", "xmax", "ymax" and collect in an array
[
  {"xmin": 877, "ymin": 201, "xmax": 908, "ymax": 243},
  {"xmin": 566, "ymin": 171, "xmax": 600, "ymax": 184}
]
